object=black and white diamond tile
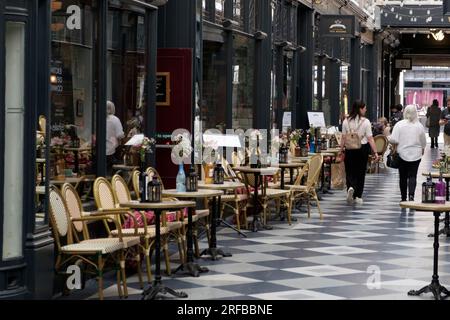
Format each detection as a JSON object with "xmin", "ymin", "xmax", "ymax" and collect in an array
[{"xmin": 59, "ymin": 145, "xmax": 450, "ymax": 300}]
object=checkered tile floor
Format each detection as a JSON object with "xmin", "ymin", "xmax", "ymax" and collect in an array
[{"xmin": 60, "ymin": 143, "xmax": 450, "ymax": 300}]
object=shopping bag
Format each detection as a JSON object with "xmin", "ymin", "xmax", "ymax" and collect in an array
[{"xmin": 331, "ymin": 162, "xmax": 346, "ymax": 190}]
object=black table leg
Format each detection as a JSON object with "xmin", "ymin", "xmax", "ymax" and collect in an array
[
  {"xmin": 251, "ymin": 173, "xmax": 272, "ymax": 232},
  {"xmin": 408, "ymin": 211, "xmax": 450, "ymax": 300},
  {"xmin": 289, "ymin": 168, "xmax": 294, "ymax": 185},
  {"xmin": 201, "ymin": 196, "xmax": 232, "ymax": 260},
  {"xmin": 142, "ymin": 209, "xmax": 188, "ymax": 300},
  {"xmin": 74, "ymin": 150, "xmax": 79, "ymax": 175},
  {"xmin": 174, "ymin": 207, "xmax": 209, "ymax": 277},
  {"xmin": 280, "ymin": 168, "xmax": 285, "ymax": 190}
]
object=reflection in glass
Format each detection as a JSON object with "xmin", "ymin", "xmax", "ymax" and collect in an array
[
  {"xmin": 3, "ymin": 22, "xmax": 25, "ymax": 260},
  {"xmin": 50, "ymin": 0, "xmax": 95, "ymax": 179},
  {"xmin": 202, "ymin": 41, "xmax": 227, "ymax": 132},
  {"xmin": 107, "ymin": 9, "xmax": 146, "ymax": 167},
  {"xmin": 340, "ymin": 65, "xmax": 349, "ymax": 118},
  {"xmin": 232, "ymin": 35, "xmax": 255, "ymax": 130}
]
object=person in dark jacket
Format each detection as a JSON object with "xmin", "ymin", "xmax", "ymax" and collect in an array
[
  {"xmin": 390, "ymin": 104, "xmax": 404, "ymax": 131},
  {"xmin": 426, "ymin": 99, "xmax": 442, "ymax": 148}
]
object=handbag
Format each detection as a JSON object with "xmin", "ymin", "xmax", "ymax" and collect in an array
[
  {"xmin": 331, "ymin": 162, "xmax": 346, "ymax": 190},
  {"xmin": 344, "ymin": 118, "xmax": 364, "ymax": 150},
  {"xmin": 387, "ymin": 150, "xmax": 400, "ymax": 169}
]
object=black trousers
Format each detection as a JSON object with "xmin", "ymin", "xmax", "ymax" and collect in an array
[
  {"xmin": 344, "ymin": 144, "xmax": 370, "ymax": 199},
  {"xmin": 431, "ymin": 137, "xmax": 438, "ymax": 148},
  {"xmin": 398, "ymin": 157, "xmax": 421, "ymax": 201}
]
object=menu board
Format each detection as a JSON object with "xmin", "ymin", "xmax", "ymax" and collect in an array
[{"xmin": 156, "ymin": 72, "xmax": 171, "ymax": 106}]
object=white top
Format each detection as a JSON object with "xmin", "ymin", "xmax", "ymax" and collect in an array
[
  {"xmin": 389, "ymin": 119, "xmax": 426, "ymax": 162},
  {"xmin": 106, "ymin": 115, "xmax": 124, "ymax": 156},
  {"xmin": 342, "ymin": 116, "xmax": 372, "ymax": 145}
]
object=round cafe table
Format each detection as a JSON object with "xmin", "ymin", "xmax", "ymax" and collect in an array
[
  {"xmin": 198, "ymin": 181, "xmax": 247, "ymax": 253},
  {"xmin": 234, "ymin": 166, "xmax": 280, "ymax": 232},
  {"xmin": 422, "ymin": 172, "xmax": 450, "ymax": 237},
  {"xmin": 162, "ymin": 189, "xmax": 223, "ymax": 274},
  {"xmin": 278, "ymin": 162, "xmax": 305, "ymax": 189},
  {"xmin": 120, "ymin": 200, "xmax": 196, "ymax": 300},
  {"xmin": 400, "ymin": 201, "xmax": 450, "ymax": 300}
]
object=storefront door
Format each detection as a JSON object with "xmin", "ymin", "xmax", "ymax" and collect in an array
[{"xmin": 156, "ymin": 48, "xmax": 193, "ymax": 188}]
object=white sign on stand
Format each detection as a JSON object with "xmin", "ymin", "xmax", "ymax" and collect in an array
[
  {"xmin": 125, "ymin": 134, "xmax": 144, "ymax": 146},
  {"xmin": 203, "ymin": 134, "xmax": 242, "ymax": 148},
  {"xmin": 307, "ymin": 112, "xmax": 326, "ymax": 128}
]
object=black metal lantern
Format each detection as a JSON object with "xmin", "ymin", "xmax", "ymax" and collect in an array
[
  {"xmin": 213, "ymin": 163, "xmax": 225, "ymax": 184},
  {"xmin": 186, "ymin": 166, "xmax": 198, "ymax": 192},
  {"xmin": 279, "ymin": 145, "xmax": 288, "ymax": 164},
  {"xmin": 321, "ymin": 137, "xmax": 328, "ymax": 151},
  {"xmin": 422, "ymin": 174, "xmax": 436, "ymax": 204},
  {"xmin": 147, "ymin": 177, "xmax": 162, "ymax": 203}
]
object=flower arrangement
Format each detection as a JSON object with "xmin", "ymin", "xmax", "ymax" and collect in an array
[
  {"xmin": 249, "ymin": 129, "xmax": 262, "ymax": 142},
  {"xmin": 133, "ymin": 136, "xmax": 156, "ymax": 162},
  {"xmin": 279, "ymin": 133, "xmax": 289, "ymax": 147},
  {"xmin": 289, "ymin": 129, "xmax": 303, "ymax": 144},
  {"xmin": 174, "ymin": 133, "xmax": 192, "ymax": 158}
]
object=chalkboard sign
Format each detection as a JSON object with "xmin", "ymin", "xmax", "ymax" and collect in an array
[{"xmin": 156, "ymin": 72, "xmax": 171, "ymax": 106}]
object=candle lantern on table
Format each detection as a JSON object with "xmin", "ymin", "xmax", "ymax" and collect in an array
[
  {"xmin": 213, "ymin": 163, "xmax": 225, "ymax": 184},
  {"xmin": 422, "ymin": 174, "xmax": 436, "ymax": 204},
  {"xmin": 147, "ymin": 177, "xmax": 162, "ymax": 203},
  {"xmin": 279, "ymin": 145, "xmax": 289, "ymax": 164},
  {"xmin": 186, "ymin": 166, "xmax": 198, "ymax": 192}
]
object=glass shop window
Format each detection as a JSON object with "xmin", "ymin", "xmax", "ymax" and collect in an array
[
  {"xmin": 50, "ymin": 0, "xmax": 96, "ymax": 179},
  {"xmin": 232, "ymin": 34, "xmax": 255, "ymax": 130},
  {"xmin": 107, "ymin": 9, "xmax": 147, "ymax": 166}
]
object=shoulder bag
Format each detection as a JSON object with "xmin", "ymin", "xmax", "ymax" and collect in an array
[
  {"xmin": 387, "ymin": 145, "xmax": 400, "ymax": 169},
  {"xmin": 344, "ymin": 118, "xmax": 364, "ymax": 150}
]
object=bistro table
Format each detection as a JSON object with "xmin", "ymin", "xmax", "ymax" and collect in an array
[
  {"xmin": 234, "ymin": 166, "xmax": 280, "ymax": 232},
  {"xmin": 277, "ymin": 162, "xmax": 305, "ymax": 222},
  {"xmin": 422, "ymin": 172, "xmax": 450, "ymax": 237},
  {"xmin": 64, "ymin": 146, "xmax": 91, "ymax": 175},
  {"xmin": 120, "ymin": 200, "xmax": 196, "ymax": 300},
  {"xmin": 400, "ymin": 201, "xmax": 450, "ymax": 300},
  {"xmin": 198, "ymin": 181, "xmax": 247, "ymax": 241},
  {"xmin": 278, "ymin": 162, "xmax": 305, "ymax": 189},
  {"xmin": 162, "ymin": 189, "xmax": 223, "ymax": 272},
  {"xmin": 309, "ymin": 151, "xmax": 338, "ymax": 195}
]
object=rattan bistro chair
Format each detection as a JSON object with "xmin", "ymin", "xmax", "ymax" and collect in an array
[
  {"xmin": 240, "ymin": 169, "xmax": 293, "ymax": 225},
  {"xmin": 49, "ymin": 186, "xmax": 139, "ymax": 300},
  {"xmin": 112, "ymin": 174, "xmax": 185, "ymax": 265},
  {"xmin": 368, "ymin": 135, "xmax": 389, "ymax": 174},
  {"xmin": 93, "ymin": 177, "xmax": 169, "ymax": 282},
  {"xmin": 62, "ymin": 182, "xmax": 144, "ymax": 289},
  {"xmin": 289, "ymin": 154, "xmax": 324, "ymax": 220},
  {"xmin": 133, "ymin": 167, "xmax": 210, "ymax": 257}
]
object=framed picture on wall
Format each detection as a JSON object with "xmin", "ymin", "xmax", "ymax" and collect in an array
[{"xmin": 156, "ymin": 72, "xmax": 171, "ymax": 106}]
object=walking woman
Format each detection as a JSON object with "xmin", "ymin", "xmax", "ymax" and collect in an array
[
  {"xmin": 389, "ymin": 105, "xmax": 427, "ymax": 202},
  {"xmin": 339, "ymin": 100, "xmax": 379, "ymax": 205},
  {"xmin": 426, "ymin": 99, "xmax": 441, "ymax": 148}
]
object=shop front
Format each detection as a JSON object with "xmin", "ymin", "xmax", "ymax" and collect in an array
[{"xmin": 0, "ymin": 0, "xmax": 158, "ymax": 300}]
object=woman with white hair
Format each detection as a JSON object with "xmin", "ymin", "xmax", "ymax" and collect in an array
[
  {"xmin": 389, "ymin": 105, "xmax": 427, "ymax": 202},
  {"xmin": 106, "ymin": 101, "xmax": 124, "ymax": 175}
]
